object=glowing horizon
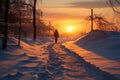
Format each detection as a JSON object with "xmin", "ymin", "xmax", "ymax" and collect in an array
[{"xmin": 38, "ymin": 0, "xmax": 119, "ymax": 35}]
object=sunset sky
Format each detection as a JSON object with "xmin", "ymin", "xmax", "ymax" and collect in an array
[{"xmin": 39, "ymin": 0, "xmax": 118, "ymax": 34}]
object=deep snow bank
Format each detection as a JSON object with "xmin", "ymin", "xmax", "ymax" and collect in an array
[
  {"xmin": 75, "ymin": 30, "xmax": 120, "ymax": 62},
  {"xmin": 75, "ymin": 30, "xmax": 107, "ymax": 44},
  {"xmin": 73, "ymin": 30, "xmax": 120, "ymax": 79}
]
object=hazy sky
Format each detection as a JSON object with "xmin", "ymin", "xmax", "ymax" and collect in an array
[
  {"xmin": 42, "ymin": 0, "xmax": 110, "ymax": 8},
  {"xmin": 40, "ymin": 0, "xmax": 119, "ymax": 33}
]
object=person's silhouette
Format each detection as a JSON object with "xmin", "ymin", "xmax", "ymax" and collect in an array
[{"xmin": 54, "ymin": 29, "xmax": 59, "ymax": 43}]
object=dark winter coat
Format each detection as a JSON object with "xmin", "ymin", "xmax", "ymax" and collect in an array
[{"xmin": 54, "ymin": 30, "xmax": 59, "ymax": 38}]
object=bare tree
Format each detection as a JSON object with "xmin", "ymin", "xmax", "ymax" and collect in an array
[
  {"xmin": 94, "ymin": 14, "xmax": 111, "ymax": 30},
  {"xmin": 108, "ymin": 0, "xmax": 120, "ymax": 15},
  {"xmin": 87, "ymin": 13, "xmax": 116, "ymax": 31},
  {"xmin": 25, "ymin": 0, "xmax": 42, "ymax": 40},
  {"xmin": 9, "ymin": 0, "xmax": 30, "ymax": 46},
  {"xmin": 2, "ymin": 0, "xmax": 10, "ymax": 49},
  {"xmin": 33, "ymin": 0, "xmax": 37, "ymax": 40}
]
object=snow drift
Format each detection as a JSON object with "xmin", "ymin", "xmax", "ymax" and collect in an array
[{"xmin": 64, "ymin": 30, "xmax": 120, "ymax": 79}]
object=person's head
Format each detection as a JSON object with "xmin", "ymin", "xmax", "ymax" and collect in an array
[{"xmin": 55, "ymin": 29, "xmax": 58, "ymax": 32}]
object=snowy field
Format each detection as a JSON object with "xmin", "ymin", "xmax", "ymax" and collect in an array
[
  {"xmin": 63, "ymin": 30, "xmax": 120, "ymax": 79},
  {"xmin": 0, "ymin": 30, "xmax": 120, "ymax": 80}
]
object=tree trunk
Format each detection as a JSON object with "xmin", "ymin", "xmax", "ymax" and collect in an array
[
  {"xmin": 33, "ymin": 0, "xmax": 37, "ymax": 40},
  {"xmin": 2, "ymin": 0, "xmax": 10, "ymax": 49},
  {"xmin": 109, "ymin": 0, "xmax": 120, "ymax": 15},
  {"xmin": 18, "ymin": 11, "xmax": 22, "ymax": 46}
]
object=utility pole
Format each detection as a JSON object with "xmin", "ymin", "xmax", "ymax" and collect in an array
[{"xmin": 91, "ymin": 9, "xmax": 94, "ymax": 31}]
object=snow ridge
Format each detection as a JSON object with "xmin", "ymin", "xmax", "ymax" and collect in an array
[{"xmin": 62, "ymin": 45, "xmax": 120, "ymax": 80}]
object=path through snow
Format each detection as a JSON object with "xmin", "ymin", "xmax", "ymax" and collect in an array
[{"xmin": 0, "ymin": 41, "xmax": 119, "ymax": 80}]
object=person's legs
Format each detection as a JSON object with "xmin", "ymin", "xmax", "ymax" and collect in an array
[{"xmin": 55, "ymin": 37, "xmax": 58, "ymax": 43}]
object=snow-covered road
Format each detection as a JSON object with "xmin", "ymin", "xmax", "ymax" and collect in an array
[{"xmin": 1, "ymin": 40, "xmax": 119, "ymax": 80}]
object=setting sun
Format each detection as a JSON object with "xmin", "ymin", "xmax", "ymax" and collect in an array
[{"xmin": 67, "ymin": 26, "xmax": 74, "ymax": 32}]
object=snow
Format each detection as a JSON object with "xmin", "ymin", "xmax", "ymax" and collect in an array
[
  {"xmin": 0, "ymin": 30, "xmax": 120, "ymax": 80},
  {"xmin": 63, "ymin": 30, "xmax": 120, "ymax": 79},
  {"xmin": 0, "ymin": 37, "xmax": 52, "ymax": 80}
]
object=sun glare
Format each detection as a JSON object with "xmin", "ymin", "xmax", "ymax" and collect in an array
[{"xmin": 67, "ymin": 26, "xmax": 73, "ymax": 32}]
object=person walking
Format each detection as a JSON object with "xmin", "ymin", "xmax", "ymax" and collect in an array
[{"xmin": 54, "ymin": 29, "xmax": 59, "ymax": 43}]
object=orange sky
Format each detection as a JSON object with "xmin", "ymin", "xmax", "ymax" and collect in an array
[
  {"xmin": 38, "ymin": 0, "xmax": 119, "ymax": 35},
  {"xmin": 42, "ymin": 8, "xmax": 113, "ymax": 34}
]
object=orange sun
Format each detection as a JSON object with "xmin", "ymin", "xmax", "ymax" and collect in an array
[{"xmin": 67, "ymin": 26, "xmax": 74, "ymax": 32}]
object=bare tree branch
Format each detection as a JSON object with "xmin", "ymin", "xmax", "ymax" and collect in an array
[{"xmin": 108, "ymin": 0, "xmax": 120, "ymax": 15}]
